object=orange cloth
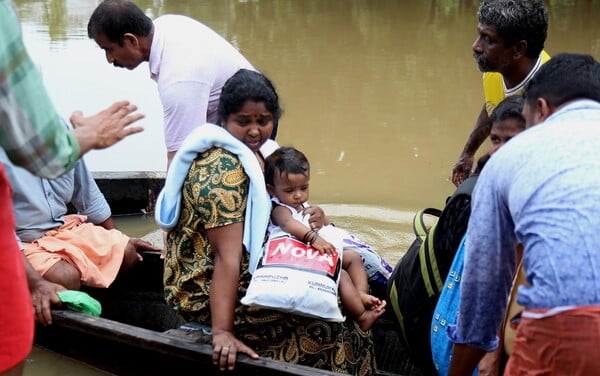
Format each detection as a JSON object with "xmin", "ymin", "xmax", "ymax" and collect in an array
[
  {"xmin": 505, "ymin": 306, "xmax": 600, "ymax": 375},
  {"xmin": 23, "ymin": 215, "xmax": 129, "ymax": 288},
  {"xmin": 0, "ymin": 164, "xmax": 33, "ymax": 372}
]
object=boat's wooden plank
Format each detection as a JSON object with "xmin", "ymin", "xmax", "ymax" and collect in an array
[{"xmin": 49, "ymin": 309, "xmax": 354, "ymax": 376}]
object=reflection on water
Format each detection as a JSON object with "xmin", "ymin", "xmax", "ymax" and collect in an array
[
  {"xmin": 12, "ymin": 0, "xmax": 600, "ymax": 374},
  {"xmin": 113, "ymin": 214, "xmax": 162, "ymax": 239},
  {"xmin": 25, "ymin": 347, "xmax": 111, "ymax": 376}
]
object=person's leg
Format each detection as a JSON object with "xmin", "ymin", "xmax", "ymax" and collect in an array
[
  {"xmin": 342, "ymin": 250, "xmax": 368, "ymax": 293},
  {"xmin": 338, "ymin": 270, "xmax": 385, "ymax": 331},
  {"xmin": 25, "ymin": 223, "xmax": 128, "ymax": 288},
  {"xmin": 34, "ymin": 237, "xmax": 140, "ymax": 289},
  {"xmin": 338, "ymin": 270, "xmax": 364, "ymax": 316},
  {"xmin": 342, "ymin": 250, "xmax": 384, "ymax": 309},
  {"xmin": 43, "ymin": 259, "xmax": 81, "ymax": 290}
]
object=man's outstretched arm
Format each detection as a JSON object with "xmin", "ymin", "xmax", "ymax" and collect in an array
[{"xmin": 452, "ymin": 105, "xmax": 491, "ymax": 186}]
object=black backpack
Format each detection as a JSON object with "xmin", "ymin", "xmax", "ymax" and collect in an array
[{"xmin": 386, "ymin": 176, "xmax": 476, "ymax": 375}]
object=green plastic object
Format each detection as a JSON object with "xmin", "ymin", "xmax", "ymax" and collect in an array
[{"xmin": 57, "ymin": 290, "xmax": 102, "ymax": 317}]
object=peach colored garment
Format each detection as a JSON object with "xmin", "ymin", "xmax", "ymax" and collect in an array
[{"xmin": 23, "ymin": 215, "xmax": 129, "ymax": 288}]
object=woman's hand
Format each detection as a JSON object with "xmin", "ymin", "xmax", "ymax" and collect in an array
[
  {"xmin": 212, "ymin": 329, "xmax": 259, "ymax": 371},
  {"xmin": 303, "ymin": 205, "xmax": 328, "ymax": 231}
]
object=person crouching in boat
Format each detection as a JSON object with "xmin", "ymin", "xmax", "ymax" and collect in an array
[{"xmin": 0, "ymin": 132, "xmax": 160, "ymax": 327}]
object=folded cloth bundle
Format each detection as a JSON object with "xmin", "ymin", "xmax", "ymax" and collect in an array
[{"xmin": 57, "ymin": 290, "xmax": 102, "ymax": 316}]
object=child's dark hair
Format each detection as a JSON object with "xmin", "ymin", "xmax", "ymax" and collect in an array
[
  {"xmin": 264, "ymin": 147, "xmax": 309, "ymax": 186},
  {"xmin": 490, "ymin": 96, "xmax": 525, "ymax": 128},
  {"xmin": 217, "ymin": 69, "xmax": 282, "ymax": 126}
]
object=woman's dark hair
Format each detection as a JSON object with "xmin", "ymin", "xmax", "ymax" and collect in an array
[
  {"xmin": 88, "ymin": 0, "xmax": 153, "ymax": 46},
  {"xmin": 264, "ymin": 147, "xmax": 309, "ymax": 186},
  {"xmin": 217, "ymin": 69, "xmax": 282, "ymax": 128}
]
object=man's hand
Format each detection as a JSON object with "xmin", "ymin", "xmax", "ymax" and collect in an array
[
  {"xmin": 23, "ymin": 254, "xmax": 64, "ymax": 325},
  {"xmin": 70, "ymin": 100, "xmax": 145, "ymax": 156},
  {"xmin": 30, "ymin": 278, "xmax": 65, "ymax": 326},
  {"xmin": 452, "ymin": 154, "xmax": 474, "ymax": 187},
  {"xmin": 129, "ymin": 237, "xmax": 162, "ymax": 258}
]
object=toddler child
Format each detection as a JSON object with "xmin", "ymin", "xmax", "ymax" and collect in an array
[{"xmin": 264, "ymin": 146, "xmax": 386, "ymax": 331}]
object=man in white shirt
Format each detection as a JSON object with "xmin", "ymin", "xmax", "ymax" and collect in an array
[{"xmin": 88, "ymin": 0, "xmax": 268, "ymax": 168}]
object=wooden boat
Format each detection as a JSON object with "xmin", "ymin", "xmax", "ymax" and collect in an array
[{"xmin": 35, "ymin": 245, "xmax": 424, "ymax": 376}]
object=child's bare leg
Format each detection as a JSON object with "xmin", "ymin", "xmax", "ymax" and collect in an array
[
  {"xmin": 342, "ymin": 250, "xmax": 383, "ymax": 308},
  {"xmin": 339, "ymin": 270, "xmax": 385, "ymax": 331},
  {"xmin": 342, "ymin": 250, "xmax": 368, "ymax": 292}
]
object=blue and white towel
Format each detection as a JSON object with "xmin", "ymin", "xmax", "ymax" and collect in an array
[{"xmin": 154, "ymin": 123, "xmax": 271, "ymax": 274}]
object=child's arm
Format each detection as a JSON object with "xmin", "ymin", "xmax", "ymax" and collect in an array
[{"xmin": 271, "ymin": 206, "xmax": 336, "ymax": 255}]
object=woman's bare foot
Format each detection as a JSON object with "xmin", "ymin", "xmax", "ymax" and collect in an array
[{"xmin": 356, "ymin": 302, "xmax": 387, "ymax": 331}]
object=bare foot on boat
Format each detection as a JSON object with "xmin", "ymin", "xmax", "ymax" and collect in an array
[
  {"xmin": 356, "ymin": 300, "xmax": 387, "ymax": 331},
  {"xmin": 360, "ymin": 292, "xmax": 382, "ymax": 309},
  {"xmin": 372, "ymin": 299, "xmax": 386, "ymax": 312}
]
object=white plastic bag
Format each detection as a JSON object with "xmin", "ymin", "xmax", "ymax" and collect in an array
[{"xmin": 241, "ymin": 228, "xmax": 344, "ymax": 321}]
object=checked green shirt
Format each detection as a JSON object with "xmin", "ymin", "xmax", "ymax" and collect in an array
[{"xmin": 0, "ymin": 0, "xmax": 79, "ymax": 178}]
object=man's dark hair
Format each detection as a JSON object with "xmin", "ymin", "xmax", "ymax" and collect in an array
[
  {"xmin": 264, "ymin": 147, "xmax": 309, "ymax": 186},
  {"xmin": 490, "ymin": 96, "xmax": 525, "ymax": 126},
  {"xmin": 88, "ymin": 0, "xmax": 153, "ymax": 46},
  {"xmin": 524, "ymin": 53, "xmax": 600, "ymax": 108},
  {"xmin": 478, "ymin": 0, "xmax": 548, "ymax": 59}
]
